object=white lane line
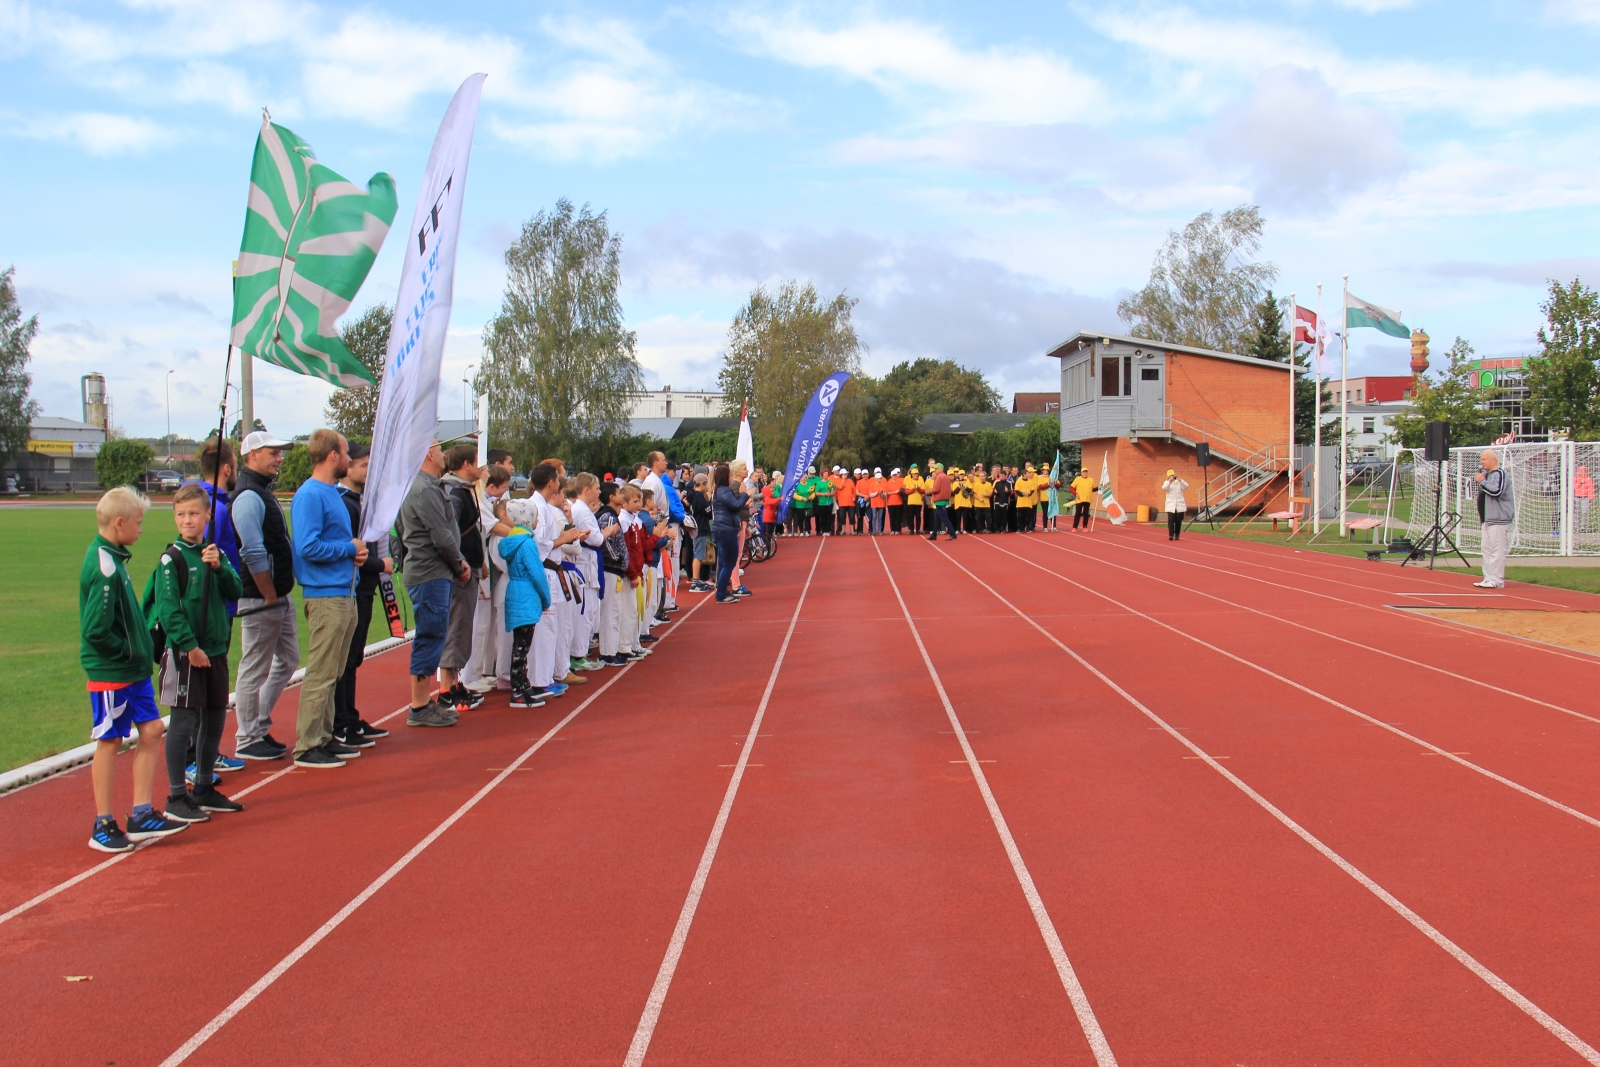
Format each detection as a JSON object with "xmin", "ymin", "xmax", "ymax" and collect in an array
[
  {"xmin": 933, "ymin": 541, "xmax": 1600, "ymax": 1066},
  {"xmin": 623, "ymin": 539, "xmax": 826, "ymax": 1067},
  {"xmin": 1020, "ymin": 536, "xmax": 1600, "ymax": 728},
  {"xmin": 1075, "ymin": 531, "xmax": 1600, "ymax": 671},
  {"xmin": 159, "ymin": 593, "xmax": 715, "ymax": 1067},
  {"xmin": 875, "ymin": 537, "xmax": 1118, "ymax": 1067},
  {"xmin": 976, "ymin": 538, "xmax": 1600, "ymax": 834}
]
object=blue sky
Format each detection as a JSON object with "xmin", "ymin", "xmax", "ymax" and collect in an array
[{"xmin": 5, "ymin": 0, "xmax": 1600, "ymax": 439}]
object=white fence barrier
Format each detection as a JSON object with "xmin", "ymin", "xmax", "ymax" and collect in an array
[{"xmin": 1399, "ymin": 441, "xmax": 1600, "ymax": 557}]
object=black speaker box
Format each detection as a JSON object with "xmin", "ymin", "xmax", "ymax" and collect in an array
[
  {"xmin": 1424, "ymin": 422, "xmax": 1450, "ymax": 462},
  {"xmin": 1196, "ymin": 442, "xmax": 1211, "ymax": 467}
]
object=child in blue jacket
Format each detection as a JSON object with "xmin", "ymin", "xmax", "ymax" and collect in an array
[{"xmin": 496, "ymin": 498, "xmax": 552, "ymax": 708}]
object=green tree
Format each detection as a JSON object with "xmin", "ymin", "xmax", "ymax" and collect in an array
[
  {"xmin": 1525, "ymin": 278, "xmax": 1600, "ymax": 439},
  {"xmin": 0, "ymin": 266, "xmax": 40, "ymax": 458},
  {"xmin": 1247, "ymin": 291, "xmax": 1325, "ymax": 444},
  {"xmin": 276, "ymin": 444, "xmax": 312, "ymax": 493},
  {"xmin": 324, "ymin": 303, "xmax": 390, "ymax": 439},
  {"xmin": 881, "ymin": 358, "xmax": 1000, "ymax": 413},
  {"xmin": 95, "ymin": 438, "xmax": 154, "ymax": 489},
  {"xmin": 479, "ymin": 199, "xmax": 643, "ymax": 463},
  {"xmin": 1389, "ymin": 338, "xmax": 1499, "ymax": 448},
  {"xmin": 716, "ymin": 280, "xmax": 865, "ymax": 468},
  {"xmin": 1118, "ymin": 205, "xmax": 1279, "ymax": 355}
]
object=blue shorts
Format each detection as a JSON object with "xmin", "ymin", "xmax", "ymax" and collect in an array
[
  {"xmin": 89, "ymin": 677, "xmax": 161, "ymax": 741},
  {"xmin": 693, "ymin": 534, "xmax": 710, "ymax": 562},
  {"xmin": 407, "ymin": 577, "xmax": 453, "ymax": 677}
]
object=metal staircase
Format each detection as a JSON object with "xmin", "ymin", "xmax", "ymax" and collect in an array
[{"xmin": 1130, "ymin": 405, "xmax": 1288, "ymax": 514}]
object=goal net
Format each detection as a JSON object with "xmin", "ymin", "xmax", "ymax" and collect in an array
[{"xmin": 1399, "ymin": 441, "xmax": 1600, "ymax": 557}]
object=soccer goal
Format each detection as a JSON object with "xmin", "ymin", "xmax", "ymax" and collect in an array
[{"xmin": 1400, "ymin": 441, "xmax": 1600, "ymax": 558}]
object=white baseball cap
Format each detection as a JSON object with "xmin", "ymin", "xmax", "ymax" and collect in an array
[
  {"xmin": 241, "ymin": 430, "xmax": 291, "ymax": 454},
  {"xmin": 891, "ymin": 467, "xmax": 901, "ymax": 475}
]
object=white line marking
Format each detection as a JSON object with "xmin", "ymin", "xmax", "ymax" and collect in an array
[
  {"xmin": 1025, "ymin": 535, "xmax": 1600, "ymax": 728},
  {"xmin": 977, "ymin": 538, "xmax": 1600, "ymax": 833},
  {"xmin": 932, "ymin": 541, "xmax": 1600, "ymax": 1065},
  {"xmin": 623, "ymin": 539, "xmax": 826, "ymax": 1067},
  {"xmin": 876, "ymin": 538, "xmax": 1118, "ymax": 1067},
  {"xmin": 158, "ymin": 595, "xmax": 713, "ymax": 1066}
]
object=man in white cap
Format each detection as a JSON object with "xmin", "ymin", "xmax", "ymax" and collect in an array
[{"xmin": 230, "ymin": 430, "xmax": 297, "ymax": 761}]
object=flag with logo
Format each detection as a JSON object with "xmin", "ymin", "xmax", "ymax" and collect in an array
[
  {"xmin": 1346, "ymin": 293, "xmax": 1409, "ymax": 339},
  {"xmin": 776, "ymin": 372, "xmax": 850, "ymax": 522},
  {"xmin": 230, "ymin": 115, "xmax": 398, "ymax": 387},
  {"xmin": 1098, "ymin": 451, "xmax": 1127, "ymax": 525}
]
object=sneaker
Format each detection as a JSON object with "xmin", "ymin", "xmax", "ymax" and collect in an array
[
  {"xmin": 407, "ymin": 702, "xmax": 457, "ymax": 728},
  {"xmin": 293, "ymin": 747, "xmax": 346, "ymax": 768},
  {"xmin": 213, "ymin": 754, "xmax": 245, "ymax": 773},
  {"xmin": 326, "ymin": 740, "xmax": 361, "ymax": 760},
  {"xmin": 89, "ymin": 817, "xmax": 133, "ymax": 853},
  {"xmin": 733, "ymin": 586, "xmax": 753, "ymax": 597},
  {"xmin": 184, "ymin": 763, "xmax": 221, "ymax": 787},
  {"xmin": 627, "ymin": 649, "xmax": 652, "ymax": 659},
  {"xmin": 716, "ymin": 595, "xmax": 740, "ymax": 604},
  {"xmin": 666, "ymin": 605, "xmax": 681, "ymax": 613},
  {"xmin": 194, "ymin": 789, "xmax": 244, "ymax": 814},
  {"xmin": 464, "ymin": 678, "xmax": 496, "ymax": 694},
  {"xmin": 447, "ymin": 684, "xmax": 484, "ymax": 709},
  {"xmin": 358, "ymin": 720, "xmax": 389, "ymax": 739},
  {"xmin": 164, "ymin": 795, "xmax": 211, "ymax": 824},
  {"xmin": 127, "ymin": 809, "xmax": 189, "ymax": 841},
  {"xmin": 546, "ymin": 682, "xmax": 569, "ymax": 697},
  {"xmin": 335, "ymin": 727, "xmax": 376, "ymax": 749},
  {"xmin": 603, "ymin": 654, "xmax": 630, "ymax": 666},
  {"xmin": 235, "ymin": 738, "xmax": 284, "ymax": 761},
  {"xmin": 510, "ymin": 689, "xmax": 547, "ymax": 709},
  {"xmin": 640, "ymin": 634, "xmax": 660, "ymax": 644},
  {"xmin": 653, "ymin": 614, "xmax": 670, "ymax": 625},
  {"xmin": 261, "ymin": 734, "xmax": 288, "ymax": 752},
  {"xmin": 572, "ymin": 658, "xmax": 604, "ymax": 672}
]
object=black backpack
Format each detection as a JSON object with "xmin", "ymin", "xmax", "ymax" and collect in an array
[{"xmin": 140, "ymin": 543, "xmax": 190, "ymax": 667}]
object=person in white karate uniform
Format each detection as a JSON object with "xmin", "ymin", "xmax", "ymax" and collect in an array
[
  {"xmin": 527, "ymin": 463, "xmax": 582, "ymax": 697},
  {"xmin": 565, "ymin": 473, "xmax": 607, "ymax": 671}
]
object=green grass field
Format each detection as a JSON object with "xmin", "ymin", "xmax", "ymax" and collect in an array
[{"xmin": 0, "ymin": 506, "xmax": 408, "ymax": 772}]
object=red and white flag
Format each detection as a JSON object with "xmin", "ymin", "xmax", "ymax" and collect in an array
[{"xmin": 1294, "ymin": 305, "xmax": 1317, "ymax": 344}]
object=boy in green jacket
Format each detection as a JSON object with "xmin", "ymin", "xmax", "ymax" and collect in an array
[
  {"xmin": 80, "ymin": 488, "xmax": 187, "ymax": 853},
  {"xmin": 152, "ymin": 483, "xmax": 247, "ymax": 823}
]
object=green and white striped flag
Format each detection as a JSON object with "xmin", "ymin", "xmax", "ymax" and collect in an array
[
  {"xmin": 230, "ymin": 116, "xmax": 398, "ymax": 388},
  {"xmin": 1345, "ymin": 292, "xmax": 1409, "ymax": 340}
]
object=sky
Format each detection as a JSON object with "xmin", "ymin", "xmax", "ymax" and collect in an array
[{"xmin": 4, "ymin": 0, "xmax": 1600, "ymax": 440}]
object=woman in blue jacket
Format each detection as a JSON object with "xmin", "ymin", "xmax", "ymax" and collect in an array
[
  {"xmin": 710, "ymin": 465, "xmax": 749, "ymax": 605},
  {"xmin": 497, "ymin": 499, "xmax": 552, "ymax": 706}
]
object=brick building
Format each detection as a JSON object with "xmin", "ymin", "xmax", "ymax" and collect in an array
[
  {"xmin": 1011, "ymin": 392, "xmax": 1060, "ymax": 414},
  {"xmin": 1050, "ymin": 332, "xmax": 1294, "ymax": 517},
  {"xmin": 1325, "ymin": 375, "xmax": 1415, "ymax": 405}
]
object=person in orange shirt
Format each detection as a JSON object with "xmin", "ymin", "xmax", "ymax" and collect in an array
[
  {"xmin": 903, "ymin": 465, "xmax": 925, "ymax": 535},
  {"xmin": 886, "ymin": 468, "xmax": 906, "ymax": 534},
  {"xmin": 866, "ymin": 467, "xmax": 888, "ymax": 535},
  {"xmin": 834, "ymin": 467, "xmax": 857, "ymax": 535}
]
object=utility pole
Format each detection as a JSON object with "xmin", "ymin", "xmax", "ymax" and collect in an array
[{"xmin": 165, "ymin": 369, "xmax": 175, "ymax": 462}]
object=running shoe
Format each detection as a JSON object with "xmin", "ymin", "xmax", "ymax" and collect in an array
[
  {"xmin": 640, "ymin": 634, "xmax": 660, "ymax": 644},
  {"xmin": 358, "ymin": 720, "xmax": 389, "ymax": 739},
  {"xmin": 194, "ymin": 789, "xmax": 244, "ymax": 814},
  {"xmin": 572, "ymin": 658, "xmax": 604, "ymax": 672},
  {"xmin": 326, "ymin": 739, "xmax": 361, "ymax": 760},
  {"xmin": 163, "ymin": 795, "xmax": 210, "ymax": 824},
  {"xmin": 733, "ymin": 586, "xmax": 753, "ymax": 597},
  {"xmin": 666, "ymin": 604, "xmax": 681, "ymax": 613},
  {"xmin": 335, "ymin": 727, "xmax": 376, "ymax": 749},
  {"xmin": 407, "ymin": 702, "xmax": 457, "ymax": 728},
  {"xmin": 715, "ymin": 595, "xmax": 740, "ymax": 604},
  {"xmin": 184, "ymin": 763, "xmax": 222, "ymax": 787},
  {"xmin": 447, "ymin": 684, "xmax": 485, "ymax": 709},
  {"xmin": 464, "ymin": 678, "xmax": 497, "ymax": 694},
  {"xmin": 89, "ymin": 817, "xmax": 133, "ymax": 853},
  {"xmin": 213, "ymin": 754, "xmax": 245, "ymax": 773},
  {"xmin": 510, "ymin": 689, "xmax": 547, "ymax": 709},
  {"xmin": 546, "ymin": 682, "xmax": 569, "ymax": 698},
  {"xmin": 653, "ymin": 613, "xmax": 670, "ymax": 625},
  {"xmin": 602, "ymin": 654, "xmax": 630, "ymax": 666},
  {"xmin": 235, "ymin": 738, "xmax": 284, "ymax": 761},
  {"xmin": 293, "ymin": 747, "xmax": 346, "ymax": 767},
  {"xmin": 626, "ymin": 649, "xmax": 652, "ymax": 659},
  {"xmin": 126, "ymin": 809, "xmax": 189, "ymax": 841}
]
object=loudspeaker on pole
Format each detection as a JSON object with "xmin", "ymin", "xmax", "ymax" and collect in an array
[
  {"xmin": 1424, "ymin": 421, "xmax": 1450, "ymax": 462},
  {"xmin": 1196, "ymin": 442, "xmax": 1211, "ymax": 467}
]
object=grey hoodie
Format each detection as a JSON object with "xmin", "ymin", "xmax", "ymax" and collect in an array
[
  {"xmin": 1478, "ymin": 467, "xmax": 1515, "ymax": 526},
  {"xmin": 391, "ymin": 471, "xmax": 467, "ymax": 584}
]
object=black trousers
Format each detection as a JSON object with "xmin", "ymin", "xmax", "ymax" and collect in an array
[
  {"xmin": 512, "ymin": 623, "xmax": 534, "ymax": 690},
  {"xmin": 167, "ymin": 706, "xmax": 225, "ymax": 798},
  {"xmin": 1168, "ymin": 511, "xmax": 1184, "ymax": 539},
  {"xmin": 1073, "ymin": 502, "xmax": 1091, "ymax": 528},
  {"xmin": 888, "ymin": 503, "xmax": 903, "ymax": 533},
  {"xmin": 334, "ymin": 587, "xmax": 376, "ymax": 735}
]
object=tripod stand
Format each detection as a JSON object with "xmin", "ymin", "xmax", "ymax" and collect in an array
[
  {"xmin": 1403, "ymin": 458, "xmax": 1470, "ymax": 569},
  {"xmin": 1185, "ymin": 467, "xmax": 1217, "ymax": 530}
]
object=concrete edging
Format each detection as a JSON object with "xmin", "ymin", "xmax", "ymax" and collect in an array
[{"xmin": 0, "ymin": 632, "xmax": 414, "ymax": 796}]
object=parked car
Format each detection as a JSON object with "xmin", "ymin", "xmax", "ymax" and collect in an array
[
  {"xmin": 1345, "ymin": 456, "xmax": 1390, "ymax": 482},
  {"xmin": 147, "ymin": 469, "xmax": 183, "ymax": 491},
  {"xmin": 509, "ymin": 472, "xmax": 529, "ymax": 491}
]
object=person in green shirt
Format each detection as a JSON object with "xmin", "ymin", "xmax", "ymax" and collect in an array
[
  {"xmin": 791, "ymin": 465, "xmax": 817, "ymax": 535},
  {"xmin": 813, "ymin": 468, "xmax": 836, "ymax": 535},
  {"xmin": 149, "ymin": 482, "xmax": 247, "ymax": 823},
  {"xmin": 80, "ymin": 487, "xmax": 188, "ymax": 853}
]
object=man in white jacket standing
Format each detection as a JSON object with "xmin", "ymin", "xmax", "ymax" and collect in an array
[
  {"xmin": 1162, "ymin": 469, "xmax": 1190, "ymax": 542},
  {"xmin": 1474, "ymin": 450, "xmax": 1514, "ymax": 589}
]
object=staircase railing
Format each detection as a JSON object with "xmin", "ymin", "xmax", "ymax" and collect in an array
[{"xmin": 1130, "ymin": 405, "xmax": 1289, "ymax": 512}]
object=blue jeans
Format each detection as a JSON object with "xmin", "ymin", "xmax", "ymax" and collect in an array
[
  {"xmin": 927, "ymin": 505, "xmax": 954, "ymax": 538},
  {"xmin": 406, "ymin": 578, "xmax": 453, "ymax": 676},
  {"xmin": 714, "ymin": 529, "xmax": 739, "ymax": 598}
]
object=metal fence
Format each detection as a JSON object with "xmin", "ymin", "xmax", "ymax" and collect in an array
[{"xmin": 1398, "ymin": 441, "xmax": 1600, "ymax": 557}]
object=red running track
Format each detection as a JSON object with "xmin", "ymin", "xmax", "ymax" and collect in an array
[{"xmin": 4, "ymin": 528, "xmax": 1600, "ymax": 1065}]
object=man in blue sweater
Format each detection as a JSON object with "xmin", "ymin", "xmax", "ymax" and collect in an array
[{"xmin": 289, "ymin": 429, "xmax": 368, "ymax": 768}]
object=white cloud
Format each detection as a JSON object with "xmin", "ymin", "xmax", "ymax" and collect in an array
[
  {"xmin": 729, "ymin": 13, "xmax": 1104, "ymax": 125},
  {"xmin": 1546, "ymin": 0, "xmax": 1600, "ymax": 25},
  {"xmin": 6, "ymin": 111, "xmax": 174, "ymax": 154}
]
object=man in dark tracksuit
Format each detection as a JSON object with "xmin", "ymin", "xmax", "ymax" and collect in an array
[{"xmin": 333, "ymin": 442, "xmax": 392, "ymax": 748}]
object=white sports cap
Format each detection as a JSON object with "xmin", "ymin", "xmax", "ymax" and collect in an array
[
  {"xmin": 240, "ymin": 430, "xmax": 291, "ymax": 454},
  {"xmin": 890, "ymin": 467, "xmax": 901, "ymax": 475},
  {"xmin": 873, "ymin": 467, "xmax": 883, "ymax": 475}
]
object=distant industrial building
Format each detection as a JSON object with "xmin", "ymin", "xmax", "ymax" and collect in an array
[
  {"xmin": 3, "ymin": 416, "xmax": 107, "ymax": 492},
  {"xmin": 1324, "ymin": 375, "xmax": 1415, "ymax": 405},
  {"xmin": 626, "ymin": 387, "xmax": 725, "ymax": 420}
]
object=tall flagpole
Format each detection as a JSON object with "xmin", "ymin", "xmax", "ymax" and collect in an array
[
  {"xmin": 1287, "ymin": 291, "xmax": 1296, "ymax": 505},
  {"xmin": 1313, "ymin": 283, "xmax": 1323, "ymax": 534},
  {"xmin": 1340, "ymin": 274, "xmax": 1350, "ymax": 539}
]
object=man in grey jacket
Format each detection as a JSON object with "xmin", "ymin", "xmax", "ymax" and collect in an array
[
  {"xmin": 391, "ymin": 441, "xmax": 471, "ymax": 727},
  {"xmin": 1474, "ymin": 449, "xmax": 1514, "ymax": 589}
]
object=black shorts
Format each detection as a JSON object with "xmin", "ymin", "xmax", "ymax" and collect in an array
[{"xmin": 158, "ymin": 649, "xmax": 230, "ymax": 709}]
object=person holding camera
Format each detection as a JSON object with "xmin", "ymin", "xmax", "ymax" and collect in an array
[
  {"xmin": 1474, "ymin": 450, "xmax": 1514, "ymax": 589},
  {"xmin": 1161, "ymin": 469, "xmax": 1190, "ymax": 542}
]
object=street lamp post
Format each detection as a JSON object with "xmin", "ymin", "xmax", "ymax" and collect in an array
[
  {"xmin": 463, "ymin": 363, "xmax": 476, "ymax": 423},
  {"xmin": 165, "ymin": 369, "xmax": 175, "ymax": 463}
]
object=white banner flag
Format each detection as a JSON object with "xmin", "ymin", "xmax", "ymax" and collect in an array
[{"xmin": 362, "ymin": 73, "xmax": 486, "ymax": 542}]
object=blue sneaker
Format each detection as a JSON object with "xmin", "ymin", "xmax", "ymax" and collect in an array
[
  {"xmin": 184, "ymin": 763, "xmax": 222, "ymax": 787},
  {"xmin": 89, "ymin": 817, "xmax": 133, "ymax": 854},
  {"xmin": 213, "ymin": 754, "xmax": 245, "ymax": 773},
  {"xmin": 546, "ymin": 682, "xmax": 568, "ymax": 698},
  {"xmin": 126, "ymin": 809, "xmax": 188, "ymax": 842}
]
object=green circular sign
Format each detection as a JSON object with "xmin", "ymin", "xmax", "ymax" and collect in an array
[{"xmin": 1480, "ymin": 371, "xmax": 1495, "ymax": 388}]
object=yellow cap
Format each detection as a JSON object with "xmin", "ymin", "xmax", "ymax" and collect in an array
[{"xmin": 1166, "ymin": 469, "xmax": 1176, "ymax": 476}]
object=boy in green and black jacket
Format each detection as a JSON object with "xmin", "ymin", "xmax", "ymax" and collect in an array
[
  {"xmin": 150, "ymin": 483, "xmax": 246, "ymax": 823},
  {"xmin": 80, "ymin": 488, "xmax": 188, "ymax": 853}
]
